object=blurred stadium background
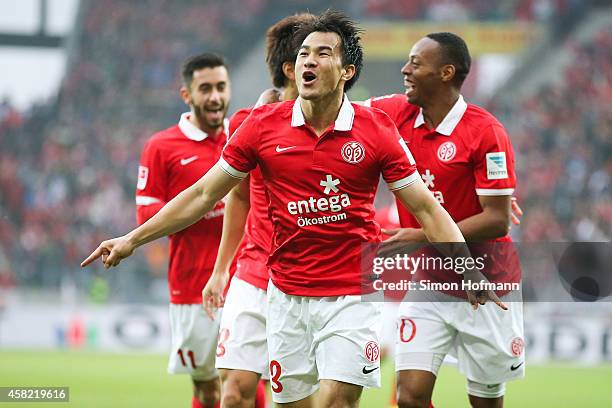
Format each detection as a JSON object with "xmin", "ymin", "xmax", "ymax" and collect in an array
[{"xmin": 0, "ymin": 0, "xmax": 610, "ymax": 407}]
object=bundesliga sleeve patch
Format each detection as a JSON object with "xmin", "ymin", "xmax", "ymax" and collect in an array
[
  {"xmin": 137, "ymin": 165, "xmax": 149, "ymax": 190},
  {"xmin": 486, "ymin": 152, "xmax": 508, "ymax": 180}
]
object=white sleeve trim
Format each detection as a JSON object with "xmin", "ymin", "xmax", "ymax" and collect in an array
[
  {"xmin": 476, "ymin": 188, "xmax": 515, "ymax": 196},
  {"xmin": 219, "ymin": 157, "xmax": 248, "ymax": 179},
  {"xmin": 399, "ymin": 139, "xmax": 416, "ymax": 165},
  {"xmin": 387, "ymin": 171, "xmax": 421, "ymax": 191},
  {"xmin": 136, "ymin": 196, "xmax": 163, "ymax": 206}
]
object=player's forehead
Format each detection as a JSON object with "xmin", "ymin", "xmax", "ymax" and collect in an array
[
  {"xmin": 190, "ymin": 66, "xmax": 229, "ymax": 87},
  {"xmin": 409, "ymin": 37, "xmax": 440, "ymax": 62},
  {"xmin": 300, "ymin": 31, "xmax": 341, "ymax": 53}
]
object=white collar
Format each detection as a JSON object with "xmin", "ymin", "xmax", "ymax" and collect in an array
[
  {"xmin": 178, "ymin": 112, "xmax": 229, "ymax": 141},
  {"xmin": 291, "ymin": 94, "xmax": 355, "ymax": 131},
  {"xmin": 414, "ymin": 95, "xmax": 467, "ymax": 136}
]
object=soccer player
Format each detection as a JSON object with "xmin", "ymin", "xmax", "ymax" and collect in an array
[
  {"xmin": 366, "ymin": 33, "xmax": 523, "ymax": 408},
  {"xmin": 135, "ymin": 53, "xmax": 230, "ymax": 408},
  {"xmin": 201, "ymin": 13, "xmax": 315, "ymax": 408},
  {"xmin": 82, "ymin": 12, "xmax": 502, "ymax": 408}
]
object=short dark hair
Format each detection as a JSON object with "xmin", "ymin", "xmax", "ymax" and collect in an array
[
  {"xmin": 266, "ymin": 13, "xmax": 316, "ymax": 88},
  {"xmin": 426, "ymin": 32, "xmax": 471, "ymax": 88},
  {"xmin": 181, "ymin": 53, "xmax": 227, "ymax": 88},
  {"xmin": 294, "ymin": 10, "xmax": 363, "ymax": 92}
]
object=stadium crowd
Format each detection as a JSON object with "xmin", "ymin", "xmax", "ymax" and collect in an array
[
  {"xmin": 0, "ymin": 1, "xmax": 609, "ymax": 297},
  {"xmin": 362, "ymin": 0, "xmax": 581, "ymax": 21},
  {"xmin": 493, "ymin": 27, "xmax": 611, "ymax": 242}
]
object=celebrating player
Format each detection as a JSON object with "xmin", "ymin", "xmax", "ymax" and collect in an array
[
  {"xmin": 81, "ymin": 11, "xmax": 502, "ymax": 408},
  {"xmin": 135, "ymin": 53, "xmax": 230, "ymax": 408},
  {"xmin": 366, "ymin": 33, "xmax": 524, "ymax": 408},
  {"xmin": 201, "ymin": 13, "xmax": 315, "ymax": 408}
]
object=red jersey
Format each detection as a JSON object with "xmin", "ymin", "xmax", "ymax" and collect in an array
[
  {"xmin": 136, "ymin": 112, "xmax": 228, "ymax": 304},
  {"xmin": 367, "ymin": 94, "xmax": 520, "ymax": 296},
  {"xmin": 229, "ymin": 108, "xmax": 270, "ymax": 290},
  {"xmin": 220, "ymin": 96, "xmax": 419, "ymax": 296}
]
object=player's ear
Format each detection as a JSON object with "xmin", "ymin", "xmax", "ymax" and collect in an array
[
  {"xmin": 282, "ymin": 61, "xmax": 296, "ymax": 81},
  {"xmin": 441, "ymin": 64, "xmax": 455, "ymax": 84},
  {"xmin": 179, "ymin": 86, "xmax": 191, "ymax": 105},
  {"xmin": 341, "ymin": 64, "xmax": 355, "ymax": 82}
]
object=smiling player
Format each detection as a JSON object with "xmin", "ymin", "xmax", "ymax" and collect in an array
[{"xmin": 135, "ymin": 53, "xmax": 230, "ymax": 408}]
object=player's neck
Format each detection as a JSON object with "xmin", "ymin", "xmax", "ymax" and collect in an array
[
  {"xmin": 422, "ymin": 90, "xmax": 460, "ymax": 130},
  {"xmin": 300, "ymin": 89, "xmax": 343, "ymax": 137},
  {"xmin": 281, "ymin": 83, "xmax": 299, "ymax": 101}
]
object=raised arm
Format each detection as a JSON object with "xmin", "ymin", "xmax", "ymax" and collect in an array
[{"xmin": 81, "ymin": 164, "xmax": 242, "ymax": 269}]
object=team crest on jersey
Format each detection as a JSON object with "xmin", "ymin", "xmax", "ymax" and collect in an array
[
  {"xmin": 137, "ymin": 166, "xmax": 149, "ymax": 190},
  {"xmin": 437, "ymin": 141, "xmax": 457, "ymax": 162},
  {"xmin": 510, "ymin": 337, "xmax": 524, "ymax": 357},
  {"xmin": 341, "ymin": 141, "xmax": 366, "ymax": 164},
  {"xmin": 364, "ymin": 341, "xmax": 380, "ymax": 363}
]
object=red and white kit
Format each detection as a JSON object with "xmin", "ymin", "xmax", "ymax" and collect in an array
[
  {"xmin": 220, "ymin": 96, "xmax": 419, "ymax": 402},
  {"xmin": 215, "ymin": 107, "xmax": 271, "ymax": 378},
  {"xmin": 136, "ymin": 112, "xmax": 228, "ymax": 380},
  {"xmin": 368, "ymin": 94, "xmax": 524, "ymax": 394}
]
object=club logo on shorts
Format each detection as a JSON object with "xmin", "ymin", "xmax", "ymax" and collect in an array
[
  {"xmin": 510, "ymin": 337, "xmax": 524, "ymax": 357},
  {"xmin": 437, "ymin": 141, "xmax": 457, "ymax": 162},
  {"xmin": 364, "ymin": 341, "xmax": 380, "ymax": 363},
  {"xmin": 341, "ymin": 141, "xmax": 366, "ymax": 164}
]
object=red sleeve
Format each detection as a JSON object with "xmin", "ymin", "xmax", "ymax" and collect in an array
[
  {"xmin": 135, "ymin": 138, "xmax": 168, "ymax": 225},
  {"xmin": 375, "ymin": 111, "xmax": 420, "ymax": 191},
  {"xmin": 219, "ymin": 112, "xmax": 260, "ymax": 179},
  {"xmin": 365, "ymin": 94, "xmax": 407, "ymax": 124},
  {"xmin": 229, "ymin": 108, "xmax": 253, "ymax": 136},
  {"xmin": 473, "ymin": 123, "xmax": 516, "ymax": 196}
]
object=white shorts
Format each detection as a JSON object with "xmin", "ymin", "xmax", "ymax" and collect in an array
[
  {"xmin": 267, "ymin": 281, "xmax": 383, "ymax": 404},
  {"xmin": 395, "ymin": 291, "xmax": 525, "ymax": 385},
  {"xmin": 215, "ymin": 277, "xmax": 269, "ymax": 379},
  {"xmin": 168, "ymin": 303, "xmax": 220, "ymax": 381},
  {"xmin": 381, "ymin": 302, "xmax": 400, "ymax": 357}
]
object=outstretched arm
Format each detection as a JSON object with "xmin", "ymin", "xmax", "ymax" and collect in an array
[{"xmin": 81, "ymin": 164, "xmax": 242, "ymax": 269}]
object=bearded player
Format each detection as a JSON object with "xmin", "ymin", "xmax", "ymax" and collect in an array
[{"xmin": 135, "ymin": 53, "xmax": 230, "ymax": 408}]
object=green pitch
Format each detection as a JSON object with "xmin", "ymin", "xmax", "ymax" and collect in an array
[{"xmin": 1, "ymin": 350, "xmax": 611, "ymax": 407}]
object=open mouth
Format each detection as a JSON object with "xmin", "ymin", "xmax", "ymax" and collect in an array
[
  {"xmin": 204, "ymin": 106, "xmax": 224, "ymax": 120},
  {"xmin": 404, "ymin": 79, "xmax": 416, "ymax": 95},
  {"xmin": 302, "ymin": 71, "xmax": 317, "ymax": 85}
]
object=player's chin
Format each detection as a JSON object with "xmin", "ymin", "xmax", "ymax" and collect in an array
[
  {"xmin": 406, "ymin": 93, "xmax": 419, "ymax": 105},
  {"xmin": 299, "ymin": 89, "xmax": 319, "ymax": 100},
  {"xmin": 207, "ymin": 119, "xmax": 224, "ymax": 128},
  {"xmin": 199, "ymin": 114, "xmax": 221, "ymax": 127}
]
